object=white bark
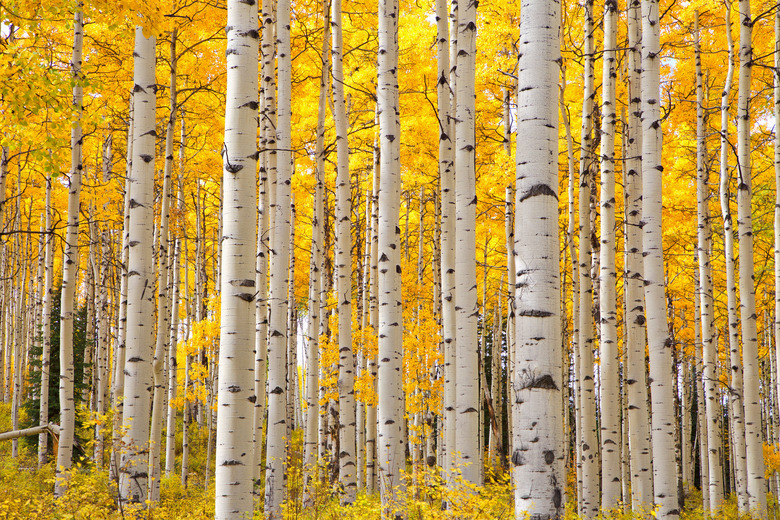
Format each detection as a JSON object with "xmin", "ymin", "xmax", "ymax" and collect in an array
[
  {"xmin": 454, "ymin": 0, "xmax": 480, "ymax": 487},
  {"xmin": 377, "ymin": 0, "xmax": 405, "ymax": 513},
  {"xmin": 54, "ymin": 6, "xmax": 83, "ymax": 497},
  {"xmin": 436, "ymin": 0, "xmax": 456, "ymax": 486},
  {"xmin": 577, "ymin": 2, "xmax": 599, "ymax": 516},
  {"xmin": 149, "ymin": 31, "xmax": 177, "ymax": 502},
  {"xmin": 119, "ymin": 27, "xmax": 156, "ymax": 507},
  {"xmin": 624, "ymin": 3, "xmax": 654, "ymax": 509},
  {"xmin": 38, "ymin": 171, "xmax": 53, "ymax": 468},
  {"xmin": 598, "ymin": 0, "xmax": 620, "ymax": 509},
  {"xmin": 695, "ymin": 12, "xmax": 723, "ymax": 509},
  {"xmin": 513, "ymin": 0, "xmax": 563, "ymax": 518},
  {"xmin": 214, "ymin": 0, "xmax": 259, "ymax": 515},
  {"xmin": 265, "ymin": 0, "xmax": 291, "ymax": 514},
  {"xmin": 332, "ymin": 0, "xmax": 356, "ymax": 502},
  {"xmin": 735, "ymin": 1, "xmax": 766, "ymax": 514},
  {"xmin": 640, "ymin": 1, "xmax": 679, "ymax": 516}
]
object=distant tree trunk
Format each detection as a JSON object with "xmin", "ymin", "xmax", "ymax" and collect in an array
[
  {"xmin": 377, "ymin": 0, "xmax": 405, "ymax": 513},
  {"xmin": 641, "ymin": 1, "xmax": 679, "ymax": 516},
  {"xmin": 38, "ymin": 171, "xmax": 53, "ymax": 468},
  {"xmin": 119, "ymin": 26, "xmax": 156, "ymax": 507},
  {"xmin": 598, "ymin": 0, "xmax": 620, "ymax": 509},
  {"xmin": 54, "ymin": 5, "xmax": 83, "ymax": 497},
  {"xmin": 303, "ymin": 6, "xmax": 328, "ymax": 505},
  {"xmin": 513, "ymin": 0, "xmax": 563, "ymax": 518},
  {"xmin": 735, "ymin": 1, "xmax": 766, "ymax": 514}
]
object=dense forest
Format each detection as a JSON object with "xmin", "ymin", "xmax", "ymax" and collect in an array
[{"xmin": 1, "ymin": 0, "xmax": 780, "ymax": 518}]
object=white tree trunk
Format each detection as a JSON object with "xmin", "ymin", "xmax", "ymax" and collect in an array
[
  {"xmin": 214, "ymin": 0, "xmax": 259, "ymax": 516},
  {"xmin": 598, "ymin": 0, "xmax": 620, "ymax": 509},
  {"xmin": 119, "ymin": 27, "xmax": 156, "ymax": 507},
  {"xmin": 332, "ymin": 0, "xmax": 356, "ymax": 502},
  {"xmin": 38, "ymin": 171, "xmax": 53, "ymax": 468},
  {"xmin": 54, "ymin": 6, "xmax": 83, "ymax": 497},
  {"xmin": 577, "ymin": 2, "xmax": 599, "ymax": 516},
  {"xmin": 149, "ymin": 30, "xmax": 177, "ymax": 502},
  {"xmin": 265, "ymin": 0, "xmax": 291, "ymax": 515},
  {"xmin": 641, "ymin": 1, "xmax": 679, "ymax": 516},
  {"xmin": 735, "ymin": 1, "xmax": 766, "ymax": 514},
  {"xmin": 513, "ymin": 1, "xmax": 563, "ymax": 518},
  {"xmin": 695, "ymin": 12, "xmax": 723, "ymax": 509},
  {"xmin": 377, "ymin": 0, "xmax": 405, "ymax": 513},
  {"xmin": 624, "ymin": 2, "xmax": 654, "ymax": 510},
  {"xmin": 453, "ymin": 0, "xmax": 480, "ymax": 488}
]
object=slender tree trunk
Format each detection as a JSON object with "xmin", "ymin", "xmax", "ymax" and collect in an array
[
  {"xmin": 303, "ymin": 5, "xmax": 328, "ymax": 504},
  {"xmin": 735, "ymin": 1, "xmax": 766, "ymax": 514},
  {"xmin": 377, "ymin": 0, "xmax": 405, "ymax": 513},
  {"xmin": 453, "ymin": 0, "xmax": 479, "ymax": 488},
  {"xmin": 774, "ymin": 10, "xmax": 780, "ymax": 507},
  {"xmin": 598, "ymin": 0, "xmax": 620, "ymax": 509},
  {"xmin": 149, "ymin": 30, "xmax": 177, "ymax": 502},
  {"xmin": 119, "ymin": 26, "xmax": 156, "ymax": 507},
  {"xmin": 513, "ymin": 1, "xmax": 563, "ymax": 518},
  {"xmin": 54, "ymin": 6, "xmax": 83, "ymax": 497},
  {"xmin": 577, "ymin": 2, "xmax": 599, "ymax": 516},
  {"xmin": 38, "ymin": 171, "xmax": 53, "ymax": 468},
  {"xmin": 265, "ymin": 0, "xmax": 291, "ymax": 514},
  {"xmin": 641, "ymin": 0, "xmax": 679, "ymax": 516},
  {"xmin": 331, "ymin": 0, "xmax": 356, "ymax": 502},
  {"xmin": 695, "ymin": 12, "xmax": 723, "ymax": 509}
]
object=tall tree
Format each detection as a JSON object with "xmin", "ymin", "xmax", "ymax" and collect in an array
[
  {"xmin": 54, "ymin": 4, "xmax": 83, "ymax": 497},
  {"xmin": 332, "ymin": 0, "xmax": 356, "ymax": 503},
  {"xmin": 735, "ymin": 0, "xmax": 766, "ymax": 514},
  {"xmin": 513, "ymin": 0, "xmax": 563, "ymax": 518},
  {"xmin": 265, "ymin": 0, "xmax": 292, "ymax": 515},
  {"xmin": 598, "ymin": 0, "xmax": 620, "ymax": 509},
  {"xmin": 119, "ymin": 26, "xmax": 156, "ymax": 506},
  {"xmin": 377, "ymin": 0, "xmax": 405, "ymax": 514},
  {"xmin": 641, "ymin": 0, "xmax": 679, "ymax": 516},
  {"xmin": 453, "ymin": 0, "xmax": 479, "ymax": 487},
  {"xmin": 623, "ymin": 0, "xmax": 654, "ymax": 510},
  {"xmin": 213, "ymin": 0, "xmax": 259, "ymax": 515}
]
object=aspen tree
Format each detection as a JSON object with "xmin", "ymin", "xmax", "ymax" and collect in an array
[
  {"xmin": 119, "ymin": 26, "xmax": 156, "ymax": 506},
  {"xmin": 624, "ymin": 1, "xmax": 654, "ymax": 508},
  {"xmin": 735, "ymin": 0, "xmax": 766, "ymax": 513},
  {"xmin": 213, "ymin": 0, "xmax": 259, "ymax": 513},
  {"xmin": 54, "ymin": 5, "xmax": 83, "ymax": 497},
  {"xmin": 513, "ymin": 0, "xmax": 563, "ymax": 518},
  {"xmin": 149, "ymin": 30, "xmax": 177, "ymax": 502},
  {"xmin": 111, "ymin": 95, "xmax": 133, "ymax": 484},
  {"xmin": 304, "ymin": 4, "xmax": 329, "ymax": 503},
  {"xmin": 332, "ymin": 0, "xmax": 356, "ymax": 502},
  {"xmin": 38, "ymin": 170, "xmax": 53, "ymax": 468},
  {"xmin": 265, "ymin": 0, "xmax": 292, "ymax": 514},
  {"xmin": 641, "ymin": 0, "xmax": 679, "ymax": 516},
  {"xmin": 598, "ymin": 0, "xmax": 621, "ymax": 508},
  {"xmin": 775, "ymin": 6, "xmax": 780, "ymax": 479},
  {"xmin": 435, "ymin": 0, "xmax": 456, "ymax": 485},
  {"xmin": 695, "ymin": 12, "xmax": 723, "ymax": 509},
  {"xmin": 577, "ymin": 2, "xmax": 599, "ymax": 515},
  {"xmin": 377, "ymin": 0, "xmax": 405, "ymax": 513},
  {"xmin": 366, "ymin": 121, "xmax": 380, "ymax": 494},
  {"xmin": 164, "ymin": 218, "xmax": 181, "ymax": 477},
  {"xmin": 453, "ymin": 0, "xmax": 480, "ymax": 487}
]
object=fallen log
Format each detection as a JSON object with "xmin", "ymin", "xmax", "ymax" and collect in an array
[{"xmin": 0, "ymin": 423, "xmax": 60, "ymax": 442}]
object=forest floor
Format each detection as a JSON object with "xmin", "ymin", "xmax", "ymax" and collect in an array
[{"xmin": 0, "ymin": 404, "xmax": 772, "ymax": 519}]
